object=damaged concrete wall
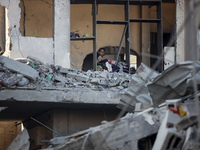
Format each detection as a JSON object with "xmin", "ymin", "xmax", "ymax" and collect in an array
[{"xmin": 0, "ymin": 0, "xmax": 70, "ymax": 68}]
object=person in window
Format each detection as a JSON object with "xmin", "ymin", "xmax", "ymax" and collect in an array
[
  {"xmin": 97, "ymin": 48, "xmax": 108, "ymax": 71},
  {"xmin": 97, "ymin": 48, "xmax": 106, "ymax": 62}
]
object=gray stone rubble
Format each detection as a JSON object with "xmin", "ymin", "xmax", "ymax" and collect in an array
[
  {"xmin": 43, "ymin": 97, "xmax": 200, "ymax": 150},
  {"xmin": 2, "ymin": 55, "xmax": 200, "ymax": 149},
  {"xmin": 0, "ymin": 55, "xmax": 133, "ymax": 92},
  {"xmin": 41, "ymin": 61, "xmax": 200, "ymax": 150}
]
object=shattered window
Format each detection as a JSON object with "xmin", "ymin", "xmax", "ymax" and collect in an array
[{"xmin": 20, "ymin": 0, "xmax": 53, "ymax": 38}]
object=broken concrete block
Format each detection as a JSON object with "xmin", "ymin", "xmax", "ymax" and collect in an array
[
  {"xmin": 175, "ymin": 115, "xmax": 198, "ymax": 131},
  {"xmin": 7, "ymin": 128, "xmax": 30, "ymax": 150},
  {"xmin": 99, "ymin": 71, "xmax": 108, "ymax": 78},
  {"xmin": 59, "ymin": 67, "xmax": 70, "ymax": 74},
  {"xmin": 148, "ymin": 61, "xmax": 200, "ymax": 106},
  {"xmin": 75, "ymin": 74, "xmax": 89, "ymax": 82},
  {"xmin": 98, "ymin": 78, "xmax": 108, "ymax": 85},
  {"xmin": 136, "ymin": 62, "xmax": 159, "ymax": 81},
  {"xmin": 0, "ymin": 72, "xmax": 23, "ymax": 87},
  {"xmin": 90, "ymin": 78, "xmax": 99, "ymax": 84},
  {"xmin": 67, "ymin": 72, "xmax": 77, "ymax": 79},
  {"xmin": 27, "ymin": 55, "xmax": 44, "ymax": 65},
  {"xmin": 53, "ymin": 74, "xmax": 68, "ymax": 83},
  {"xmin": 120, "ymin": 74, "xmax": 152, "ymax": 110},
  {"xmin": 17, "ymin": 77, "xmax": 29, "ymax": 86},
  {"xmin": 152, "ymin": 110, "xmax": 185, "ymax": 150},
  {"xmin": 0, "ymin": 56, "xmax": 39, "ymax": 81},
  {"xmin": 36, "ymin": 65, "xmax": 49, "ymax": 73}
]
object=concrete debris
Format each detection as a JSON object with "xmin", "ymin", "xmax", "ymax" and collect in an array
[
  {"xmin": 7, "ymin": 128, "xmax": 30, "ymax": 150},
  {"xmin": 135, "ymin": 62, "xmax": 159, "ymax": 81},
  {"xmin": 120, "ymin": 74, "xmax": 153, "ymax": 110},
  {"xmin": 152, "ymin": 110, "xmax": 184, "ymax": 150},
  {"xmin": 120, "ymin": 61, "xmax": 200, "ymax": 111},
  {"xmin": 0, "ymin": 55, "xmax": 39, "ymax": 81},
  {"xmin": 46, "ymin": 108, "xmax": 162, "ymax": 150},
  {"xmin": 1, "ymin": 56, "xmax": 200, "ymax": 150},
  {"xmin": 44, "ymin": 94, "xmax": 199, "ymax": 150},
  {"xmin": 27, "ymin": 55, "xmax": 44, "ymax": 65},
  {"xmin": 148, "ymin": 61, "xmax": 200, "ymax": 106},
  {"xmin": 0, "ymin": 56, "xmax": 133, "ymax": 92}
]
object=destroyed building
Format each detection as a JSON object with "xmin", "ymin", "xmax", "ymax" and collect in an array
[{"xmin": 0, "ymin": 0, "xmax": 200, "ymax": 149}]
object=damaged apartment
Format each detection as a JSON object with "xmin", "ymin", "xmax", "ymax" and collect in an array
[{"xmin": 0, "ymin": 0, "xmax": 200, "ymax": 150}]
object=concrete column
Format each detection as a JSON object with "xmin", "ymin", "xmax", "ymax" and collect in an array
[
  {"xmin": 184, "ymin": 0, "xmax": 198, "ymax": 61},
  {"xmin": 0, "ymin": 4, "xmax": 5, "ymax": 54},
  {"xmin": 142, "ymin": 6, "xmax": 150, "ymax": 67},
  {"xmin": 175, "ymin": 0, "xmax": 185, "ymax": 63},
  {"xmin": 54, "ymin": 0, "xmax": 70, "ymax": 68}
]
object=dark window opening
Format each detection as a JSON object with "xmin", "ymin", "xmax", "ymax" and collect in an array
[{"xmin": 82, "ymin": 46, "xmax": 139, "ymax": 74}]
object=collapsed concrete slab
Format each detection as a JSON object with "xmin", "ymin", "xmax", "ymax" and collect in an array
[
  {"xmin": 148, "ymin": 61, "xmax": 200, "ymax": 106},
  {"xmin": 46, "ymin": 108, "xmax": 162, "ymax": 150},
  {"xmin": 0, "ymin": 56, "xmax": 39, "ymax": 81},
  {"xmin": 120, "ymin": 61, "xmax": 200, "ymax": 110}
]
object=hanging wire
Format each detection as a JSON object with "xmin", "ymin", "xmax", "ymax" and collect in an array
[{"xmin": 94, "ymin": 1, "xmax": 200, "ymax": 150}]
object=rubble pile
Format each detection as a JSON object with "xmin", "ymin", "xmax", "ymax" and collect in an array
[
  {"xmin": 2, "ymin": 55, "xmax": 200, "ymax": 149},
  {"xmin": 40, "ymin": 61, "xmax": 200, "ymax": 150},
  {"xmin": 0, "ymin": 55, "xmax": 132, "ymax": 92},
  {"xmin": 42, "ymin": 96, "xmax": 199, "ymax": 150}
]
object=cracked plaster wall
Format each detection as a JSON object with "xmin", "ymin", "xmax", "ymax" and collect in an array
[{"xmin": 0, "ymin": 0, "xmax": 70, "ymax": 68}]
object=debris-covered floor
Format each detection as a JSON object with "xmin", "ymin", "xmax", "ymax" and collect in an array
[{"xmin": 1, "ymin": 55, "xmax": 200, "ymax": 150}]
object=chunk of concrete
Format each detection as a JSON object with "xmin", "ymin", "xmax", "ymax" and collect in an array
[
  {"xmin": 0, "ymin": 56, "xmax": 39, "ymax": 81},
  {"xmin": 152, "ymin": 110, "xmax": 185, "ymax": 150},
  {"xmin": 120, "ymin": 74, "xmax": 152, "ymax": 110},
  {"xmin": 0, "ymin": 72, "xmax": 23, "ymax": 87},
  {"xmin": 18, "ymin": 77, "xmax": 29, "ymax": 86},
  {"xmin": 67, "ymin": 72, "xmax": 77, "ymax": 79},
  {"xmin": 7, "ymin": 128, "xmax": 30, "ymax": 150},
  {"xmin": 75, "ymin": 74, "xmax": 89, "ymax": 82},
  {"xmin": 148, "ymin": 61, "xmax": 200, "ymax": 106},
  {"xmin": 27, "ymin": 55, "xmax": 44, "ymax": 65},
  {"xmin": 59, "ymin": 67, "xmax": 70, "ymax": 74},
  {"xmin": 54, "ymin": 74, "xmax": 68, "ymax": 83},
  {"xmin": 136, "ymin": 62, "xmax": 159, "ymax": 81}
]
